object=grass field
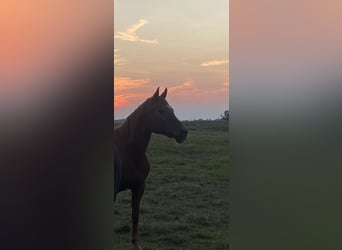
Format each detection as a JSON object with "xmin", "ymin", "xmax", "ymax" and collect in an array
[{"xmin": 114, "ymin": 120, "xmax": 229, "ymax": 250}]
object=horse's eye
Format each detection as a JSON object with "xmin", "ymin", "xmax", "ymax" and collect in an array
[{"xmin": 159, "ymin": 109, "xmax": 165, "ymax": 114}]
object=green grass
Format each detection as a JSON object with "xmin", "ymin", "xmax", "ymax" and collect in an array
[{"xmin": 114, "ymin": 120, "xmax": 229, "ymax": 250}]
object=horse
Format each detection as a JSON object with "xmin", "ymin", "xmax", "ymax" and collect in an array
[{"xmin": 114, "ymin": 87, "xmax": 188, "ymax": 250}]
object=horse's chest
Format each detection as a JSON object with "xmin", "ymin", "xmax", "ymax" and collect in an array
[{"xmin": 122, "ymin": 155, "xmax": 150, "ymax": 184}]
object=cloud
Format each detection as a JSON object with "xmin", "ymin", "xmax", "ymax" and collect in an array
[
  {"xmin": 114, "ymin": 77, "xmax": 155, "ymax": 110},
  {"xmin": 114, "ymin": 48, "xmax": 126, "ymax": 66},
  {"xmin": 168, "ymin": 81, "xmax": 228, "ymax": 101},
  {"xmin": 114, "ymin": 78, "xmax": 229, "ymax": 115},
  {"xmin": 115, "ymin": 19, "xmax": 159, "ymax": 45},
  {"xmin": 114, "ymin": 77, "xmax": 150, "ymax": 91},
  {"xmin": 169, "ymin": 81, "xmax": 195, "ymax": 93},
  {"xmin": 200, "ymin": 59, "xmax": 229, "ymax": 67}
]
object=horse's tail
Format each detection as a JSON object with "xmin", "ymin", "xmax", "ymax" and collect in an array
[{"xmin": 114, "ymin": 144, "xmax": 121, "ymax": 202}]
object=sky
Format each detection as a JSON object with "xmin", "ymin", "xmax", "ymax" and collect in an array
[
  {"xmin": 230, "ymin": 0, "xmax": 342, "ymax": 120},
  {"xmin": 114, "ymin": 0, "xmax": 229, "ymax": 120},
  {"xmin": 1, "ymin": 1, "xmax": 111, "ymax": 124}
]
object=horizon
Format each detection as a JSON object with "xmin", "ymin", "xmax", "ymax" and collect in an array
[
  {"xmin": 113, "ymin": 90, "xmax": 229, "ymax": 121},
  {"xmin": 114, "ymin": 115, "xmax": 229, "ymax": 123},
  {"xmin": 114, "ymin": 0, "xmax": 229, "ymax": 120}
]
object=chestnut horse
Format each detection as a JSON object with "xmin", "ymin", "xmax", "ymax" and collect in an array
[{"xmin": 114, "ymin": 87, "xmax": 188, "ymax": 250}]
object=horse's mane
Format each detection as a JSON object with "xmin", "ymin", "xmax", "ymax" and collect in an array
[{"xmin": 115, "ymin": 97, "xmax": 152, "ymax": 143}]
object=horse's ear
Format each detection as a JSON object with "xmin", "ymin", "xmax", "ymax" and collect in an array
[
  {"xmin": 153, "ymin": 87, "xmax": 160, "ymax": 98},
  {"xmin": 160, "ymin": 88, "xmax": 167, "ymax": 99}
]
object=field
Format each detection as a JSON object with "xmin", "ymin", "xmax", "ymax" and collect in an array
[{"xmin": 114, "ymin": 120, "xmax": 229, "ymax": 250}]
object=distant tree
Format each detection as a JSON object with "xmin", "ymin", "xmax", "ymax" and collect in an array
[{"xmin": 220, "ymin": 110, "xmax": 229, "ymax": 120}]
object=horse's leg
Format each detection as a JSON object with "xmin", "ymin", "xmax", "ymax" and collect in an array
[{"xmin": 131, "ymin": 184, "xmax": 144, "ymax": 250}]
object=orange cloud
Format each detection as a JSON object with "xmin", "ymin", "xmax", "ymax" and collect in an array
[
  {"xmin": 114, "ymin": 77, "xmax": 151, "ymax": 91},
  {"xmin": 168, "ymin": 81, "xmax": 194, "ymax": 92},
  {"xmin": 114, "ymin": 77, "xmax": 229, "ymax": 114},
  {"xmin": 168, "ymin": 81, "xmax": 228, "ymax": 102},
  {"xmin": 114, "ymin": 77, "xmax": 154, "ymax": 110},
  {"xmin": 200, "ymin": 60, "xmax": 229, "ymax": 67}
]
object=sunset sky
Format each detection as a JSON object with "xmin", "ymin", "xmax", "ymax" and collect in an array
[
  {"xmin": 0, "ymin": 1, "xmax": 111, "ymax": 124},
  {"xmin": 114, "ymin": 0, "xmax": 229, "ymax": 120}
]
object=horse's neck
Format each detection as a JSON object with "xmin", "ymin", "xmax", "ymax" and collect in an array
[{"xmin": 122, "ymin": 109, "xmax": 151, "ymax": 154}]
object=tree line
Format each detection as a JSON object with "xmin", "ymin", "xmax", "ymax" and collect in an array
[{"xmin": 220, "ymin": 110, "xmax": 229, "ymax": 120}]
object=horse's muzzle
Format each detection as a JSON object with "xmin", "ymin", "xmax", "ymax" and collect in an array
[{"xmin": 175, "ymin": 128, "xmax": 188, "ymax": 143}]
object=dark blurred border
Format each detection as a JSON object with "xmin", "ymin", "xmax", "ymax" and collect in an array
[
  {"xmin": 0, "ymin": 2, "xmax": 113, "ymax": 250},
  {"xmin": 230, "ymin": 1, "xmax": 342, "ymax": 250}
]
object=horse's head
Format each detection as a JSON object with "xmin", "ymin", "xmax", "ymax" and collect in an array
[{"xmin": 144, "ymin": 87, "xmax": 188, "ymax": 143}]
